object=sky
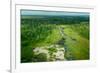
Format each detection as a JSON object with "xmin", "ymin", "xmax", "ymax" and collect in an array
[{"xmin": 21, "ymin": 10, "xmax": 89, "ymax": 16}]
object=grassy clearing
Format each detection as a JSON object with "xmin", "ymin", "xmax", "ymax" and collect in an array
[{"xmin": 62, "ymin": 24, "xmax": 89, "ymax": 60}]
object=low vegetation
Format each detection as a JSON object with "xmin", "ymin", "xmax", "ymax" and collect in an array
[{"xmin": 21, "ymin": 14, "xmax": 89, "ymax": 63}]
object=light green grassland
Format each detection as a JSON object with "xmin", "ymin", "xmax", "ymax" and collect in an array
[{"xmin": 62, "ymin": 25, "xmax": 89, "ymax": 59}]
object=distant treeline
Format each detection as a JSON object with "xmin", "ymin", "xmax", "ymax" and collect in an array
[{"xmin": 21, "ymin": 15, "xmax": 89, "ymax": 25}]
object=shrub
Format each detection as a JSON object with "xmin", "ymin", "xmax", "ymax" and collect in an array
[{"xmin": 33, "ymin": 53, "xmax": 47, "ymax": 62}]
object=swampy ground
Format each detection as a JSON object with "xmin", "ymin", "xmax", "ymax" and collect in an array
[{"xmin": 21, "ymin": 13, "xmax": 90, "ymax": 63}]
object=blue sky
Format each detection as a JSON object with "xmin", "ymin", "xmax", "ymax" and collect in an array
[{"xmin": 21, "ymin": 10, "xmax": 89, "ymax": 16}]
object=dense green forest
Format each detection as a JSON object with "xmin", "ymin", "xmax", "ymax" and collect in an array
[{"xmin": 21, "ymin": 13, "xmax": 89, "ymax": 63}]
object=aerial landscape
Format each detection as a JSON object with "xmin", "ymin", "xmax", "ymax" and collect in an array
[{"xmin": 21, "ymin": 10, "xmax": 90, "ymax": 63}]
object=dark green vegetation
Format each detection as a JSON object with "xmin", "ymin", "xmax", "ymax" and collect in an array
[
  {"xmin": 21, "ymin": 13, "xmax": 89, "ymax": 63},
  {"xmin": 32, "ymin": 53, "xmax": 48, "ymax": 62}
]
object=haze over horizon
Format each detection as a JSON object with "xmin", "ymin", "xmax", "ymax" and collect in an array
[{"xmin": 21, "ymin": 10, "xmax": 89, "ymax": 16}]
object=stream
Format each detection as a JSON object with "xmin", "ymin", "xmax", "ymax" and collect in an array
[{"xmin": 58, "ymin": 26, "xmax": 75, "ymax": 60}]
